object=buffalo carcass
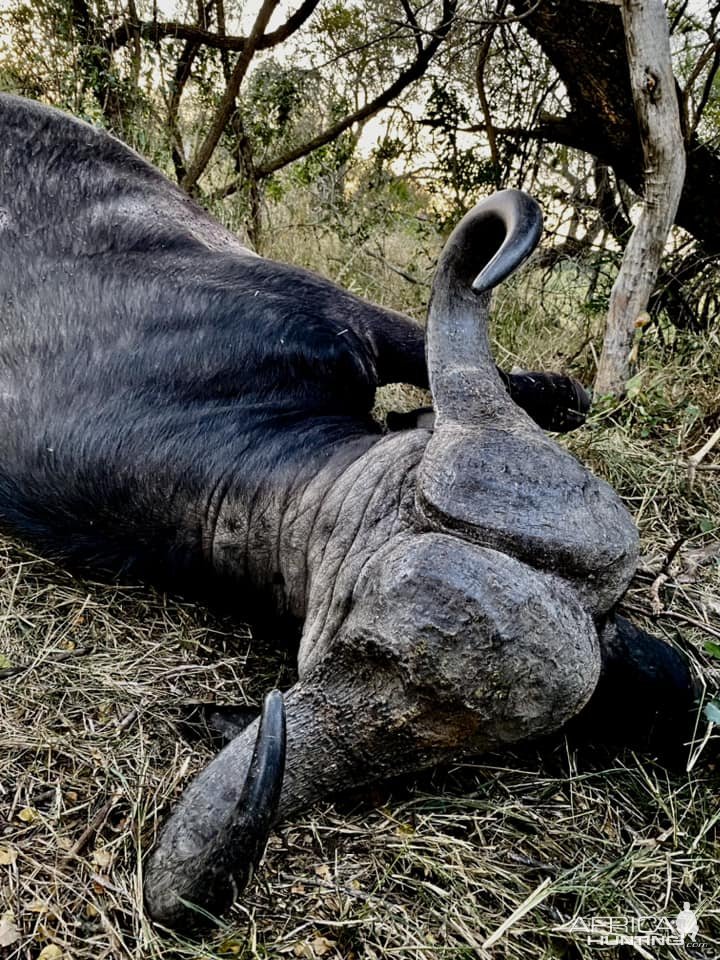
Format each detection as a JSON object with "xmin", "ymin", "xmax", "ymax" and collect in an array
[{"xmin": 0, "ymin": 95, "xmax": 695, "ymax": 930}]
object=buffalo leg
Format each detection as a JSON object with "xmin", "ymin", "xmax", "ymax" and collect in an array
[
  {"xmin": 497, "ymin": 369, "xmax": 591, "ymax": 432},
  {"xmin": 366, "ymin": 313, "xmax": 590, "ymax": 432}
]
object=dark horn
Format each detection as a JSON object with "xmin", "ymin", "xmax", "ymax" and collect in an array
[
  {"xmin": 471, "ymin": 190, "xmax": 542, "ymax": 293},
  {"xmin": 144, "ymin": 689, "xmax": 286, "ymax": 931},
  {"xmin": 426, "ymin": 189, "xmax": 542, "ymax": 425}
]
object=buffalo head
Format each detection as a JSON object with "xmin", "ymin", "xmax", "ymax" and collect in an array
[{"xmin": 144, "ymin": 193, "xmax": 640, "ymax": 928}]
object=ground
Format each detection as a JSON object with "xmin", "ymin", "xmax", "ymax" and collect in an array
[{"xmin": 1, "ymin": 220, "xmax": 719, "ymax": 959}]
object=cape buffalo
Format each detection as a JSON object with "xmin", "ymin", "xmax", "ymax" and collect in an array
[{"xmin": 0, "ymin": 94, "xmax": 695, "ymax": 930}]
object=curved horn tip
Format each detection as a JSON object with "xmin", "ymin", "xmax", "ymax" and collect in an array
[
  {"xmin": 248, "ymin": 688, "xmax": 286, "ymax": 810},
  {"xmin": 470, "ymin": 190, "xmax": 543, "ymax": 294},
  {"xmin": 234, "ymin": 687, "xmax": 287, "ymax": 860},
  {"xmin": 143, "ymin": 689, "xmax": 287, "ymax": 932}
]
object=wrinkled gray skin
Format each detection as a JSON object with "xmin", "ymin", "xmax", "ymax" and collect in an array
[
  {"xmin": 145, "ymin": 199, "xmax": 638, "ymax": 924},
  {"xmin": 0, "ymin": 95, "xmax": 640, "ymax": 932}
]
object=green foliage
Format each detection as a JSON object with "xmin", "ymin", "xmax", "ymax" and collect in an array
[
  {"xmin": 314, "ymin": 2, "xmax": 366, "ymax": 38},
  {"xmin": 241, "ymin": 60, "xmax": 319, "ymax": 149},
  {"xmin": 425, "ymin": 79, "xmax": 499, "ymax": 222}
]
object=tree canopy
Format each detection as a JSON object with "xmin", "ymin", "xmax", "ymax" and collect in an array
[{"xmin": 1, "ymin": 0, "xmax": 719, "ymax": 382}]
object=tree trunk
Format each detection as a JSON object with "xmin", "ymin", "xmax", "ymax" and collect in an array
[
  {"xmin": 594, "ymin": 0, "xmax": 686, "ymax": 396},
  {"xmin": 509, "ymin": 0, "xmax": 720, "ymax": 257}
]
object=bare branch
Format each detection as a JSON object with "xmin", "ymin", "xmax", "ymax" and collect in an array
[
  {"xmin": 465, "ymin": 0, "xmax": 548, "ymax": 27},
  {"xmin": 216, "ymin": 0, "xmax": 232, "ymax": 81},
  {"xmin": 166, "ymin": 38, "xmax": 202, "ymax": 181},
  {"xmin": 310, "ymin": 27, "xmax": 410, "ymax": 72},
  {"xmin": 474, "ymin": 0, "xmax": 508, "ymax": 186},
  {"xmin": 689, "ymin": 43, "xmax": 720, "ymax": 141},
  {"xmin": 104, "ymin": 0, "xmax": 321, "ymax": 54},
  {"xmin": 670, "ymin": 0, "xmax": 691, "ymax": 33},
  {"xmin": 594, "ymin": 160, "xmax": 632, "ymax": 240},
  {"xmin": 681, "ymin": 40, "xmax": 717, "ymax": 118},
  {"xmin": 182, "ymin": 0, "xmax": 281, "ymax": 192},
  {"xmin": 595, "ymin": 0, "xmax": 686, "ymax": 395},
  {"xmin": 211, "ymin": 0, "xmax": 457, "ymax": 198},
  {"xmin": 398, "ymin": 0, "xmax": 424, "ymax": 56}
]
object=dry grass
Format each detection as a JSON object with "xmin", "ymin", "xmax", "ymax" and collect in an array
[
  {"xmin": 1, "ymin": 521, "xmax": 718, "ymax": 960},
  {"xmin": 1, "ymin": 215, "xmax": 720, "ymax": 960}
]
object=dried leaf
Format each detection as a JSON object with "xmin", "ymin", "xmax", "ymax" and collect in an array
[
  {"xmin": 292, "ymin": 936, "xmax": 338, "ymax": 958},
  {"xmin": 37, "ymin": 946, "xmax": 63, "ymax": 960},
  {"xmin": 0, "ymin": 844, "xmax": 18, "ymax": 865},
  {"xmin": 0, "ymin": 914, "xmax": 20, "ymax": 947},
  {"xmin": 311, "ymin": 935, "xmax": 336, "ymax": 956},
  {"xmin": 0, "ymin": 653, "xmax": 12, "ymax": 669},
  {"xmin": 18, "ymin": 807, "xmax": 39, "ymax": 824},
  {"xmin": 314, "ymin": 863, "xmax": 331, "ymax": 880},
  {"xmin": 91, "ymin": 847, "xmax": 113, "ymax": 869}
]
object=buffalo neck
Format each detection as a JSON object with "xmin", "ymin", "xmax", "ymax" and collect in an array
[{"xmin": 210, "ymin": 423, "xmax": 429, "ymax": 638}]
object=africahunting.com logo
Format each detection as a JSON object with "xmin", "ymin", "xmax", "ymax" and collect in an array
[{"xmin": 560, "ymin": 902, "xmax": 700, "ymax": 948}]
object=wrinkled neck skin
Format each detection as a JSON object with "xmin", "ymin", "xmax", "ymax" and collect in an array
[
  {"xmin": 212, "ymin": 422, "xmax": 634, "ymax": 684},
  {"xmin": 293, "ymin": 432, "xmax": 431, "ymax": 675},
  {"xmin": 210, "ymin": 429, "xmax": 429, "ymax": 665}
]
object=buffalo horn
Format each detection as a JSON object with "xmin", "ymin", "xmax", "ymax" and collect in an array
[
  {"xmin": 144, "ymin": 689, "xmax": 286, "ymax": 931},
  {"xmin": 426, "ymin": 189, "xmax": 543, "ymax": 425}
]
